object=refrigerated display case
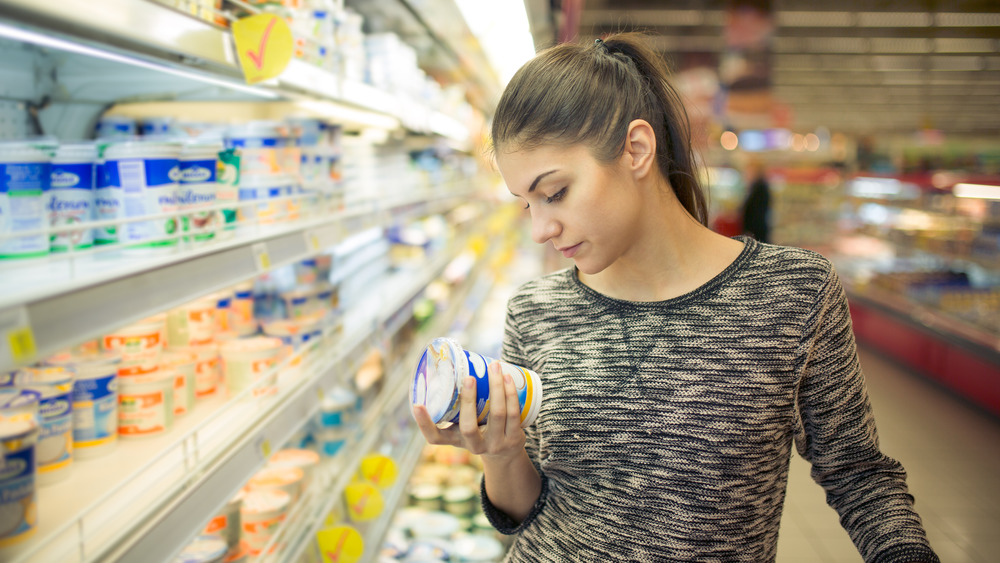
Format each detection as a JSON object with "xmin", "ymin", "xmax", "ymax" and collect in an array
[
  {"xmin": 0, "ymin": 0, "xmax": 507, "ymax": 560},
  {"xmin": 827, "ymin": 174, "xmax": 1000, "ymax": 418}
]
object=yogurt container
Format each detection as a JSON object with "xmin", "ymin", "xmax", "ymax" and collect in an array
[
  {"xmin": 161, "ymin": 351, "xmax": 198, "ymax": 417},
  {"xmin": 141, "ymin": 117, "xmax": 173, "ymax": 137},
  {"xmin": 314, "ymin": 426, "xmax": 350, "ymax": 457},
  {"xmin": 49, "ymin": 142, "xmax": 97, "ymax": 252},
  {"xmin": 45, "ymin": 350, "xmax": 120, "ymax": 459},
  {"xmin": 179, "ymin": 140, "xmax": 222, "ymax": 243},
  {"xmin": 412, "ymin": 338, "xmax": 542, "ymax": 428},
  {"xmin": 19, "ymin": 367, "xmax": 74, "ymax": 484},
  {"xmin": 225, "ymin": 122, "xmax": 283, "ymax": 177},
  {"xmin": 261, "ymin": 317, "xmax": 320, "ymax": 351},
  {"xmin": 95, "ymin": 115, "xmax": 136, "ymax": 138},
  {"xmin": 94, "ymin": 156, "xmax": 122, "ymax": 246},
  {"xmin": 267, "ymin": 449, "xmax": 320, "ymax": 489},
  {"xmin": 212, "ymin": 291, "xmax": 234, "ymax": 334},
  {"xmin": 237, "ymin": 174, "xmax": 289, "ymax": 225},
  {"xmin": 219, "ymin": 337, "xmax": 284, "ymax": 398},
  {"xmin": 203, "ymin": 492, "xmax": 242, "ymax": 554},
  {"xmin": 316, "ymin": 387, "xmax": 357, "ymax": 430},
  {"xmin": 174, "ymin": 534, "xmax": 228, "ymax": 563},
  {"xmin": 118, "ymin": 371, "xmax": 174, "ymax": 438},
  {"xmin": 167, "ymin": 344, "xmax": 219, "ymax": 400},
  {"xmin": 103, "ymin": 140, "xmax": 181, "ymax": 251},
  {"xmin": 230, "ymin": 282, "xmax": 256, "ymax": 335},
  {"xmin": 0, "ymin": 389, "xmax": 40, "ymax": 548},
  {"xmin": 103, "ymin": 315, "xmax": 166, "ymax": 376},
  {"xmin": 246, "ymin": 465, "xmax": 304, "ymax": 502},
  {"xmin": 240, "ymin": 488, "xmax": 290, "ymax": 557},
  {"xmin": 0, "ymin": 139, "xmax": 55, "ymax": 259},
  {"xmin": 279, "ymin": 288, "xmax": 314, "ymax": 319},
  {"xmin": 167, "ymin": 298, "xmax": 217, "ymax": 347}
]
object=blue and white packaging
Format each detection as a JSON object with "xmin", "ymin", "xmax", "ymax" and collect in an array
[
  {"xmin": 19, "ymin": 367, "xmax": 74, "ymax": 485},
  {"xmin": 179, "ymin": 141, "xmax": 222, "ymax": 243},
  {"xmin": 103, "ymin": 140, "xmax": 181, "ymax": 250},
  {"xmin": 45, "ymin": 350, "xmax": 120, "ymax": 459},
  {"xmin": 0, "ymin": 139, "xmax": 55, "ymax": 259},
  {"xmin": 49, "ymin": 143, "xmax": 97, "ymax": 251}
]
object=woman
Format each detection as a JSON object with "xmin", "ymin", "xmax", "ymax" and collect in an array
[{"xmin": 412, "ymin": 32, "xmax": 938, "ymax": 562}]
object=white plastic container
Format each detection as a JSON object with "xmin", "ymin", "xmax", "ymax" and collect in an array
[
  {"xmin": 0, "ymin": 388, "xmax": 40, "ymax": 548},
  {"xmin": 230, "ymin": 282, "xmax": 256, "ymax": 336},
  {"xmin": 94, "ymin": 156, "xmax": 121, "ymax": 246},
  {"xmin": 246, "ymin": 465, "xmax": 304, "ymax": 502},
  {"xmin": 95, "ymin": 115, "xmax": 136, "ymax": 138},
  {"xmin": 167, "ymin": 343, "xmax": 219, "ymax": 400},
  {"xmin": 261, "ymin": 317, "xmax": 320, "ymax": 350},
  {"xmin": 412, "ymin": 338, "xmax": 542, "ymax": 429},
  {"xmin": 316, "ymin": 386, "xmax": 357, "ymax": 430},
  {"xmin": 19, "ymin": 367, "xmax": 74, "ymax": 485},
  {"xmin": 118, "ymin": 371, "xmax": 174, "ymax": 438},
  {"xmin": 166, "ymin": 298, "xmax": 217, "ymax": 347},
  {"xmin": 212, "ymin": 290, "xmax": 234, "ymax": 334},
  {"xmin": 240, "ymin": 488, "xmax": 290, "ymax": 557},
  {"xmin": 174, "ymin": 534, "xmax": 228, "ymax": 563},
  {"xmin": 49, "ymin": 142, "xmax": 97, "ymax": 252},
  {"xmin": 0, "ymin": 139, "xmax": 55, "ymax": 259},
  {"xmin": 219, "ymin": 337, "xmax": 284, "ymax": 398},
  {"xmin": 179, "ymin": 140, "xmax": 222, "ymax": 244},
  {"xmin": 103, "ymin": 140, "xmax": 182, "ymax": 251},
  {"xmin": 225, "ymin": 122, "xmax": 283, "ymax": 177},
  {"xmin": 103, "ymin": 314, "xmax": 166, "ymax": 377},
  {"xmin": 161, "ymin": 351, "xmax": 198, "ymax": 417},
  {"xmin": 45, "ymin": 350, "xmax": 120, "ymax": 459},
  {"xmin": 237, "ymin": 174, "xmax": 288, "ymax": 226}
]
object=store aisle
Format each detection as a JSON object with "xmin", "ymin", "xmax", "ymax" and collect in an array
[{"xmin": 778, "ymin": 346, "xmax": 1000, "ymax": 563}]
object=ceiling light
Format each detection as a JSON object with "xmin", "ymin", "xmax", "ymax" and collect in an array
[
  {"xmin": 455, "ymin": 0, "xmax": 535, "ymax": 86},
  {"xmin": 954, "ymin": 183, "xmax": 1000, "ymax": 200}
]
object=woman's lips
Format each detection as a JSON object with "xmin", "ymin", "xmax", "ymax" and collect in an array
[{"xmin": 558, "ymin": 243, "xmax": 581, "ymax": 258}]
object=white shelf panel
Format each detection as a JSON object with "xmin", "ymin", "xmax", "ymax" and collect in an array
[{"xmin": 0, "ymin": 190, "xmax": 479, "ymax": 373}]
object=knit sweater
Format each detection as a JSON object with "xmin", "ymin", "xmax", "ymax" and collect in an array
[{"xmin": 481, "ymin": 237, "xmax": 938, "ymax": 563}]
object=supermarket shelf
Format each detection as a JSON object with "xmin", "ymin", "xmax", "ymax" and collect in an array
[
  {"xmin": 0, "ymin": 188, "xmax": 481, "ymax": 373},
  {"xmin": 0, "ymin": 221, "xmax": 482, "ymax": 563}
]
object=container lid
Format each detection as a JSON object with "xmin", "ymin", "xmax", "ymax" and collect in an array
[
  {"xmin": 104, "ymin": 139, "xmax": 183, "ymax": 159},
  {"xmin": 21, "ymin": 366, "xmax": 74, "ymax": 385},
  {"xmin": 174, "ymin": 534, "xmax": 228, "ymax": 563},
  {"xmin": 118, "ymin": 370, "xmax": 174, "ymax": 388},
  {"xmin": 268, "ymin": 448, "xmax": 320, "ymax": 469},
  {"xmin": 54, "ymin": 142, "xmax": 99, "ymax": 162},
  {"xmin": 442, "ymin": 486, "xmax": 475, "ymax": 503},
  {"xmin": 409, "ymin": 511, "xmax": 461, "ymax": 539},
  {"xmin": 240, "ymin": 488, "xmax": 291, "ymax": 514},
  {"xmin": 0, "ymin": 137, "xmax": 57, "ymax": 161},
  {"xmin": 452, "ymin": 534, "xmax": 504, "ymax": 561},
  {"xmin": 248, "ymin": 465, "xmax": 303, "ymax": 487},
  {"xmin": 412, "ymin": 338, "xmax": 465, "ymax": 424},
  {"xmin": 410, "ymin": 483, "xmax": 442, "ymax": 501},
  {"xmin": 45, "ymin": 349, "xmax": 121, "ymax": 376},
  {"xmin": 181, "ymin": 139, "xmax": 225, "ymax": 158},
  {"xmin": 226, "ymin": 121, "xmax": 282, "ymax": 139},
  {"xmin": 0, "ymin": 370, "xmax": 27, "ymax": 387},
  {"xmin": 219, "ymin": 336, "xmax": 283, "ymax": 354}
]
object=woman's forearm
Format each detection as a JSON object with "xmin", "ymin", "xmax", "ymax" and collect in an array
[{"xmin": 482, "ymin": 448, "xmax": 542, "ymax": 524}]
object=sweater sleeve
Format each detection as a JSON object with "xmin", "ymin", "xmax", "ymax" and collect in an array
[
  {"xmin": 479, "ymin": 295, "xmax": 550, "ymax": 535},
  {"xmin": 793, "ymin": 265, "xmax": 939, "ymax": 563}
]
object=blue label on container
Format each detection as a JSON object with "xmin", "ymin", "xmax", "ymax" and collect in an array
[
  {"xmin": 180, "ymin": 159, "xmax": 216, "ymax": 184},
  {"xmin": 50, "ymin": 162, "xmax": 94, "ymax": 190},
  {"xmin": 100, "ymin": 161, "xmax": 118, "ymax": 188},
  {"xmin": 0, "ymin": 162, "xmax": 51, "ymax": 193},
  {"xmin": 227, "ymin": 137, "xmax": 281, "ymax": 148},
  {"xmin": 146, "ymin": 159, "xmax": 179, "ymax": 188},
  {"xmin": 0, "ymin": 444, "xmax": 35, "ymax": 543},
  {"xmin": 72, "ymin": 374, "xmax": 117, "ymax": 444}
]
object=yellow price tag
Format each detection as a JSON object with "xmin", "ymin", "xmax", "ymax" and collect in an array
[
  {"xmin": 2, "ymin": 306, "xmax": 37, "ymax": 365},
  {"xmin": 252, "ymin": 243, "xmax": 271, "ymax": 271},
  {"xmin": 316, "ymin": 525, "xmax": 364, "ymax": 563},
  {"xmin": 358, "ymin": 454, "xmax": 398, "ymax": 490},
  {"xmin": 232, "ymin": 14, "xmax": 294, "ymax": 84},
  {"xmin": 7, "ymin": 326, "xmax": 37, "ymax": 364},
  {"xmin": 343, "ymin": 482, "xmax": 383, "ymax": 522}
]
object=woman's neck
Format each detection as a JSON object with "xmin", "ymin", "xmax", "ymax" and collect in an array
[{"xmin": 578, "ymin": 187, "xmax": 744, "ymax": 302}]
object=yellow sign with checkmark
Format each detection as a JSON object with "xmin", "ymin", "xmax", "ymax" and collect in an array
[{"xmin": 232, "ymin": 13, "xmax": 293, "ymax": 84}]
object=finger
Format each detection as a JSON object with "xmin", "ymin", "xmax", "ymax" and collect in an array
[
  {"xmin": 504, "ymin": 370, "xmax": 523, "ymax": 434},
  {"xmin": 457, "ymin": 375, "xmax": 485, "ymax": 450},
  {"xmin": 485, "ymin": 361, "xmax": 507, "ymax": 439},
  {"xmin": 412, "ymin": 405, "xmax": 455, "ymax": 446}
]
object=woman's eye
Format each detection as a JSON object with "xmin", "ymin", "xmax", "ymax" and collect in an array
[{"xmin": 546, "ymin": 188, "xmax": 567, "ymax": 204}]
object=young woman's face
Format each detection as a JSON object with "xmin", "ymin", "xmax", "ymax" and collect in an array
[{"xmin": 497, "ymin": 143, "xmax": 643, "ymax": 275}]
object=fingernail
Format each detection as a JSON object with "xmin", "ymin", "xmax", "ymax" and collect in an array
[
  {"xmin": 465, "ymin": 377, "xmax": 475, "ymax": 390},
  {"xmin": 504, "ymin": 373, "xmax": 512, "ymax": 384}
]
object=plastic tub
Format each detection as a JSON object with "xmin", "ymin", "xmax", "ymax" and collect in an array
[
  {"xmin": 45, "ymin": 350, "xmax": 120, "ymax": 459},
  {"xmin": 103, "ymin": 140, "xmax": 182, "ymax": 251},
  {"xmin": 412, "ymin": 338, "xmax": 542, "ymax": 429},
  {"xmin": 94, "ymin": 156, "xmax": 121, "ymax": 246},
  {"xmin": 246, "ymin": 465, "xmax": 304, "ymax": 502},
  {"xmin": 237, "ymin": 174, "xmax": 289, "ymax": 225},
  {"xmin": 212, "ymin": 290, "xmax": 234, "ymax": 334},
  {"xmin": 240, "ymin": 488, "xmax": 290, "ymax": 557},
  {"xmin": 174, "ymin": 534, "xmax": 228, "ymax": 563},
  {"xmin": 230, "ymin": 282, "xmax": 256, "ymax": 335},
  {"xmin": 0, "ymin": 139, "xmax": 55, "ymax": 259},
  {"xmin": 49, "ymin": 142, "xmax": 97, "ymax": 252},
  {"xmin": 314, "ymin": 426, "xmax": 350, "ymax": 457},
  {"xmin": 219, "ymin": 337, "xmax": 283, "ymax": 398},
  {"xmin": 261, "ymin": 317, "xmax": 320, "ymax": 351},
  {"xmin": 167, "ymin": 298, "xmax": 217, "ymax": 347},
  {"xmin": 95, "ymin": 115, "xmax": 136, "ymax": 138},
  {"xmin": 203, "ymin": 491, "xmax": 243, "ymax": 553},
  {"xmin": 225, "ymin": 121, "xmax": 283, "ymax": 177},
  {"xmin": 103, "ymin": 314, "xmax": 166, "ymax": 376},
  {"xmin": 19, "ymin": 367, "xmax": 74, "ymax": 485},
  {"xmin": 118, "ymin": 371, "xmax": 174, "ymax": 438},
  {"xmin": 179, "ymin": 140, "xmax": 222, "ymax": 244},
  {"xmin": 167, "ymin": 343, "xmax": 219, "ymax": 400},
  {"xmin": 161, "ymin": 351, "xmax": 198, "ymax": 417},
  {"xmin": 0, "ymin": 389, "xmax": 40, "ymax": 548},
  {"xmin": 279, "ymin": 288, "xmax": 314, "ymax": 319},
  {"xmin": 316, "ymin": 387, "xmax": 357, "ymax": 430},
  {"xmin": 267, "ymin": 449, "xmax": 320, "ymax": 489}
]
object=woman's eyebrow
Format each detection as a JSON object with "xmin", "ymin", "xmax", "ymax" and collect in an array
[{"xmin": 528, "ymin": 170, "xmax": 558, "ymax": 193}]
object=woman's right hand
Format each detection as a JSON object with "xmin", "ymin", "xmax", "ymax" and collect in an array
[{"xmin": 412, "ymin": 361, "xmax": 526, "ymax": 462}]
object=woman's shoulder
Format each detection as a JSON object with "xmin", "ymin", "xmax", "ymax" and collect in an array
[
  {"xmin": 747, "ymin": 240, "xmax": 835, "ymax": 280},
  {"xmin": 507, "ymin": 268, "xmax": 580, "ymax": 308}
]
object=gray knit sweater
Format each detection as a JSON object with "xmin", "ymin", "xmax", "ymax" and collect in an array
[{"xmin": 482, "ymin": 237, "xmax": 938, "ymax": 563}]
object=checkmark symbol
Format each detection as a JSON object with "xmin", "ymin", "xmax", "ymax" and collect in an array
[{"xmin": 247, "ymin": 16, "xmax": 277, "ymax": 70}]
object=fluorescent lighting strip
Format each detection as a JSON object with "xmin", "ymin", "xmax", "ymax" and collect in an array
[
  {"xmin": 0, "ymin": 21, "xmax": 279, "ymax": 99},
  {"xmin": 953, "ymin": 183, "xmax": 1000, "ymax": 200}
]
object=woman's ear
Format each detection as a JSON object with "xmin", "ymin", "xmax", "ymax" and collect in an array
[{"xmin": 623, "ymin": 119, "xmax": 657, "ymax": 180}]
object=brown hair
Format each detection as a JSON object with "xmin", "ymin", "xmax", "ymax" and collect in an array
[{"xmin": 491, "ymin": 32, "xmax": 707, "ymax": 225}]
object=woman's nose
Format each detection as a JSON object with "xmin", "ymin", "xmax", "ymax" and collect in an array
[{"xmin": 530, "ymin": 211, "xmax": 560, "ymax": 244}]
